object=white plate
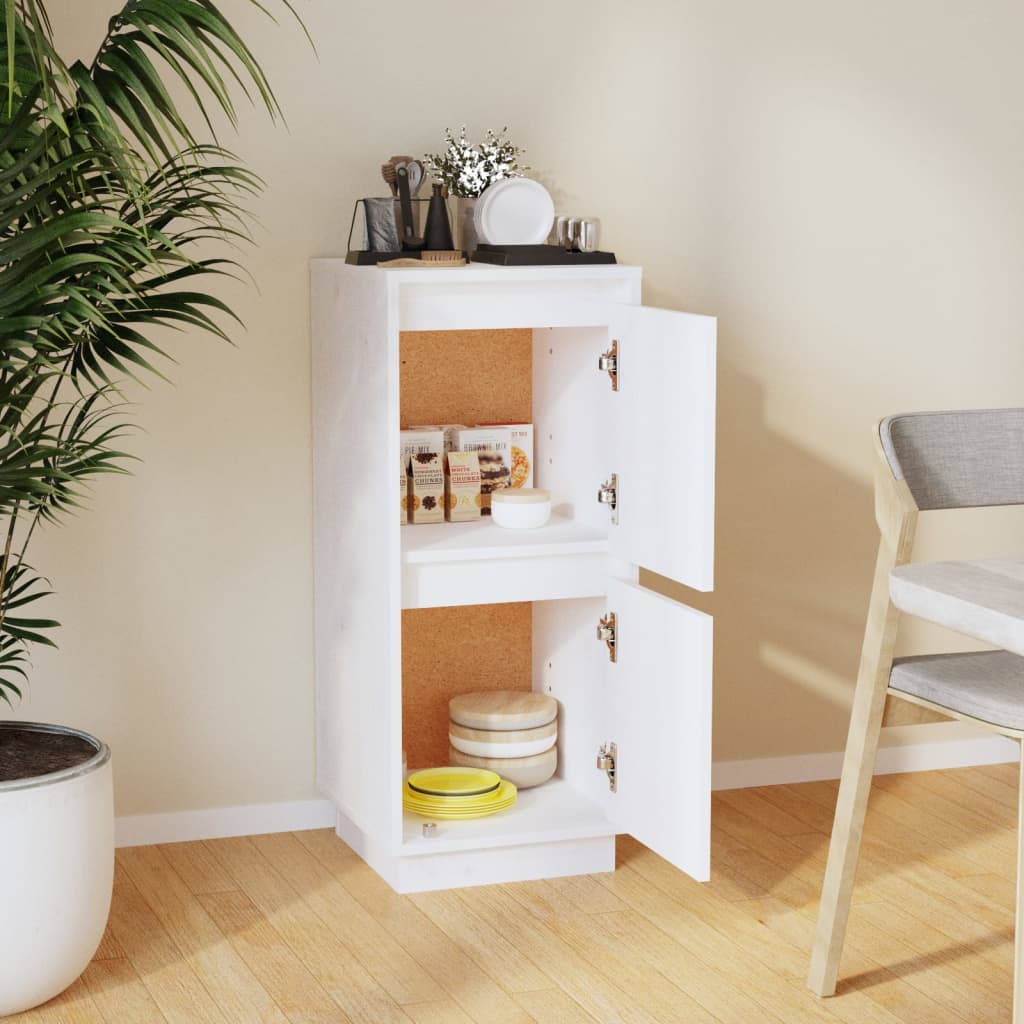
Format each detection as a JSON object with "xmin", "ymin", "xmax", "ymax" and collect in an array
[{"xmin": 474, "ymin": 178, "xmax": 555, "ymax": 245}]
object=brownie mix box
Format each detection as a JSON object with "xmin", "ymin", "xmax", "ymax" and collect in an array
[
  {"xmin": 455, "ymin": 427, "xmax": 512, "ymax": 515},
  {"xmin": 478, "ymin": 422, "xmax": 533, "ymax": 488}
]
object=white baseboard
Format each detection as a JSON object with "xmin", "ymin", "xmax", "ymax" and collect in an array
[
  {"xmin": 115, "ymin": 798, "xmax": 335, "ymax": 848},
  {"xmin": 712, "ymin": 725, "xmax": 1019, "ymax": 791},
  {"xmin": 113, "ymin": 728, "xmax": 1021, "ymax": 846}
]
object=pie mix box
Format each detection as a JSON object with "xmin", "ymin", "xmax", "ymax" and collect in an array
[
  {"xmin": 400, "ymin": 428, "xmax": 444, "ymax": 466},
  {"xmin": 478, "ymin": 422, "xmax": 533, "ymax": 488},
  {"xmin": 408, "ymin": 452, "xmax": 444, "ymax": 524},
  {"xmin": 455, "ymin": 427, "xmax": 512, "ymax": 515},
  {"xmin": 445, "ymin": 450, "xmax": 482, "ymax": 522},
  {"xmin": 407, "ymin": 424, "xmax": 466, "ymax": 452}
]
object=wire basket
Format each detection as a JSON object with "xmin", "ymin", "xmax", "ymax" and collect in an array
[{"xmin": 346, "ymin": 197, "xmax": 449, "ymax": 265}]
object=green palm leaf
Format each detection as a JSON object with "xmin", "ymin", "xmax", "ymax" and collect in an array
[{"xmin": 0, "ymin": 0, "xmax": 305, "ymax": 702}]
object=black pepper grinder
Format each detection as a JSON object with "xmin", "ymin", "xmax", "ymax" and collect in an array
[{"xmin": 423, "ymin": 183, "xmax": 455, "ymax": 251}]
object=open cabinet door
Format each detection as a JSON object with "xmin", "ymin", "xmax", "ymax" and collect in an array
[
  {"xmin": 609, "ymin": 305, "xmax": 716, "ymax": 591},
  {"xmin": 604, "ymin": 578, "xmax": 712, "ymax": 881}
]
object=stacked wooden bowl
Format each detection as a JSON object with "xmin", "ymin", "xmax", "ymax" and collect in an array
[{"xmin": 448, "ymin": 691, "xmax": 558, "ymax": 789}]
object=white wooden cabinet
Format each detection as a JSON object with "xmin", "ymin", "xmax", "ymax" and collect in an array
[{"xmin": 311, "ymin": 262, "xmax": 715, "ymax": 893}]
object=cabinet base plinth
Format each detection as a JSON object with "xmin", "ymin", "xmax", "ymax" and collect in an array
[{"xmin": 334, "ymin": 811, "xmax": 616, "ymax": 894}]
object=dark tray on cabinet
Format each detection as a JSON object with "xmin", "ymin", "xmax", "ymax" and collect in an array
[{"xmin": 470, "ymin": 244, "xmax": 617, "ymax": 266}]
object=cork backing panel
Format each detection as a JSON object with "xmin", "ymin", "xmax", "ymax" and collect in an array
[
  {"xmin": 402, "ymin": 603, "xmax": 533, "ymax": 770},
  {"xmin": 399, "ymin": 329, "xmax": 532, "ymax": 427},
  {"xmin": 400, "ymin": 332, "xmax": 534, "ymax": 769}
]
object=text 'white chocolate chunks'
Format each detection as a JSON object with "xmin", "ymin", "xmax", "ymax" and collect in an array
[{"xmin": 445, "ymin": 450, "xmax": 482, "ymax": 522}]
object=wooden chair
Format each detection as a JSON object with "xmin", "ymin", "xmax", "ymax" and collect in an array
[{"xmin": 809, "ymin": 408, "xmax": 1024, "ymax": 1012}]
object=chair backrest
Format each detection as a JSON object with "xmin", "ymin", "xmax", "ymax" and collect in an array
[{"xmin": 880, "ymin": 408, "xmax": 1024, "ymax": 510}]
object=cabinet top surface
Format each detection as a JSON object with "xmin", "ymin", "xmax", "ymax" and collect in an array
[{"xmin": 311, "ymin": 260, "xmax": 641, "ymax": 286}]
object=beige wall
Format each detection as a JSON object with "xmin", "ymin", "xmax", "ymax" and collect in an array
[{"xmin": 26, "ymin": 0, "xmax": 1024, "ymax": 815}]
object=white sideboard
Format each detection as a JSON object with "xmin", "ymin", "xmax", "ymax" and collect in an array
[{"xmin": 311, "ymin": 262, "xmax": 715, "ymax": 893}]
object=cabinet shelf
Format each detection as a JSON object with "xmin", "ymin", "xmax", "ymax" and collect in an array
[
  {"xmin": 401, "ymin": 514, "xmax": 612, "ymax": 609},
  {"xmin": 402, "ymin": 514, "xmax": 608, "ymax": 564},
  {"xmin": 401, "ymin": 778, "xmax": 613, "ymax": 855}
]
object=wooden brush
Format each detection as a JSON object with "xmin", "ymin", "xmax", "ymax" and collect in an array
[
  {"xmin": 420, "ymin": 251, "xmax": 465, "ymax": 266},
  {"xmin": 378, "ymin": 252, "xmax": 465, "ymax": 269},
  {"xmin": 381, "ymin": 155, "xmax": 417, "ymax": 196}
]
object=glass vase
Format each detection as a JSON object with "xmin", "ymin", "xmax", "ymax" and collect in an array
[{"xmin": 456, "ymin": 196, "xmax": 479, "ymax": 255}]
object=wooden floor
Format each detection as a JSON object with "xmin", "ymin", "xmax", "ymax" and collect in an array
[{"xmin": 11, "ymin": 763, "xmax": 1022, "ymax": 1024}]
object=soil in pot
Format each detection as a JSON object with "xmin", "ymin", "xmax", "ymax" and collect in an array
[{"xmin": 0, "ymin": 725, "xmax": 98, "ymax": 782}]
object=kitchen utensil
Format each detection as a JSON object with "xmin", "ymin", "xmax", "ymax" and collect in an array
[
  {"xmin": 449, "ymin": 691, "xmax": 558, "ymax": 732},
  {"xmin": 406, "ymin": 766, "xmax": 501, "ymax": 796},
  {"xmin": 448, "ymin": 745, "xmax": 557, "ymax": 790},
  {"xmin": 396, "ymin": 166, "xmax": 424, "ymax": 251},
  {"xmin": 381, "ymin": 155, "xmax": 417, "ymax": 196},
  {"xmin": 474, "ymin": 178, "xmax": 555, "ymax": 245},
  {"xmin": 404, "ymin": 160, "xmax": 424, "ymax": 197}
]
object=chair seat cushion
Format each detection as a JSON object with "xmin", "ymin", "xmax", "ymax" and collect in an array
[
  {"xmin": 890, "ymin": 649, "xmax": 1024, "ymax": 731},
  {"xmin": 890, "ymin": 559, "xmax": 1024, "ymax": 658}
]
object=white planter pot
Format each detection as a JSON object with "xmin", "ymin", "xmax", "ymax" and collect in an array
[{"xmin": 0, "ymin": 722, "xmax": 114, "ymax": 1016}]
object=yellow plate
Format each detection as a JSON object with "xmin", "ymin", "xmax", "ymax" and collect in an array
[
  {"xmin": 406, "ymin": 766, "xmax": 501, "ymax": 797},
  {"xmin": 403, "ymin": 791, "xmax": 516, "ymax": 811},
  {"xmin": 406, "ymin": 804, "xmax": 516, "ymax": 820},
  {"xmin": 404, "ymin": 779, "xmax": 517, "ymax": 819},
  {"xmin": 403, "ymin": 782, "xmax": 504, "ymax": 806},
  {"xmin": 404, "ymin": 798, "xmax": 517, "ymax": 819}
]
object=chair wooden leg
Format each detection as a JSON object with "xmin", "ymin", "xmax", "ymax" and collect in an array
[
  {"xmin": 809, "ymin": 538, "xmax": 906, "ymax": 996},
  {"xmin": 1015, "ymin": 745, "xmax": 1024, "ymax": 1022},
  {"xmin": 807, "ymin": 670, "xmax": 888, "ymax": 995}
]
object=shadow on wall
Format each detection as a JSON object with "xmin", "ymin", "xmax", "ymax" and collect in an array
[{"xmin": 647, "ymin": 356, "xmax": 878, "ymax": 763}]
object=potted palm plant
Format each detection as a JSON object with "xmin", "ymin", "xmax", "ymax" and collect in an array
[{"xmin": 0, "ymin": 0, "xmax": 300, "ymax": 1013}]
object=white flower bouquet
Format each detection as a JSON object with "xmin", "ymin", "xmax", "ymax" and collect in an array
[{"xmin": 424, "ymin": 125, "xmax": 526, "ymax": 198}]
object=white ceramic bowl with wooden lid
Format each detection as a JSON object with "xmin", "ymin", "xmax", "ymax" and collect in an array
[
  {"xmin": 449, "ymin": 691, "xmax": 558, "ymax": 732},
  {"xmin": 449, "ymin": 718, "xmax": 557, "ymax": 758},
  {"xmin": 490, "ymin": 488, "xmax": 551, "ymax": 530},
  {"xmin": 449, "ymin": 744, "xmax": 557, "ymax": 789}
]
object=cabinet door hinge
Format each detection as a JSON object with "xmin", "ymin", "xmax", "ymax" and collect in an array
[
  {"xmin": 596, "ymin": 611, "xmax": 617, "ymax": 662},
  {"xmin": 596, "ymin": 742, "xmax": 617, "ymax": 792},
  {"xmin": 597, "ymin": 473, "xmax": 618, "ymax": 524},
  {"xmin": 598, "ymin": 339, "xmax": 619, "ymax": 391}
]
